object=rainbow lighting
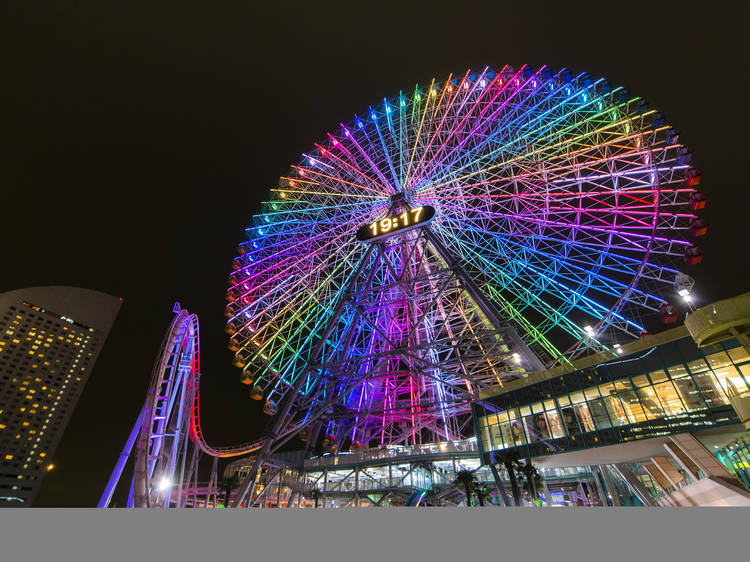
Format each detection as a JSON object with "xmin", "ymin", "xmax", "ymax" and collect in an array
[{"xmin": 225, "ymin": 64, "xmax": 706, "ymax": 449}]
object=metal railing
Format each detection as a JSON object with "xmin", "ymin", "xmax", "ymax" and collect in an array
[
  {"xmin": 685, "ymin": 292, "xmax": 750, "ymax": 346},
  {"xmin": 304, "ymin": 438, "xmax": 479, "ymax": 468}
]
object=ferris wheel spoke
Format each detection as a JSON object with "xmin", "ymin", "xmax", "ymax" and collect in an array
[
  {"xmin": 439, "ymin": 211, "xmax": 678, "ymax": 315},
  {"xmin": 219, "ymin": 65, "xmax": 704, "ymax": 451},
  {"xmin": 440, "ymin": 230, "xmax": 593, "ymax": 342},
  {"xmin": 417, "ymin": 78, "xmax": 616, "ymax": 191},
  {"xmin": 312, "ymin": 140, "xmax": 394, "ymax": 195},
  {"xmin": 419, "ymin": 91, "xmax": 653, "ymax": 196},
  {"xmin": 416, "ymin": 65, "xmax": 568, "ymax": 187}
]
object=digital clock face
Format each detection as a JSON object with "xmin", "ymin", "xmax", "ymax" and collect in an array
[{"xmin": 356, "ymin": 206, "xmax": 436, "ymax": 242}]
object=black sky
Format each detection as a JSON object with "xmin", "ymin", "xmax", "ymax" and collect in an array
[{"xmin": 1, "ymin": 2, "xmax": 748, "ymax": 507}]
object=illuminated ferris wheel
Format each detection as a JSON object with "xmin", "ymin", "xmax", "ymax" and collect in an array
[{"xmin": 225, "ymin": 64, "xmax": 707, "ymax": 453}]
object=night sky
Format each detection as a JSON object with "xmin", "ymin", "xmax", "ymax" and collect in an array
[{"xmin": 2, "ymin": 2, "xmax": 747, "ymax": 507}]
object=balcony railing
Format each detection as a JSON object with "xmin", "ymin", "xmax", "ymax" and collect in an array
[
  {"xmin": 685, "ymin": 292, "xmax": 750, "ymax": 347},
  {"xmin": 304, "ymin": 438, "xmax": 479, "ymax": 468}
]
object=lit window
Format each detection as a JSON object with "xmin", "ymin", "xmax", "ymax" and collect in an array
[{"xmin": 5, "ymin": 455, "xmax": 13, "ymax": 460}]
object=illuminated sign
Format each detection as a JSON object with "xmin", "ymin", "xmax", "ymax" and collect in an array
[{"xmin": 356, "ymin": 206, "xmax": 435, "ymax": 242}]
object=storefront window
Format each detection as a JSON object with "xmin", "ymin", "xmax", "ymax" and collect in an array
[
  {"xmin": 574, "ymin": 402, "xmax": 596, "ymax": 432},
  {"xmin": 671, "ymin": 376, "xmax": 707, "ymax": 411},
  {"xmin": 653, "ymin": 381, "xmax": 686, "ymax": 416},
  {"xmin": 588, "ymin": 397, "xmax": 613, "ymax": 429},
  {"xmin": 706, "ymin": 351, "xmax": 731, "ymax": 370},
  {"xmin": 691, "ymin": 371, "xmax": 728, "ymax": 407},
  {"xmin": 499, "ymin": 421, "xmax": 514, "ymax": 448},
  {"xmin": 649, "ymin": 369, "xmax": 669, "ymax": 384},
  {"xmin": 532, "ymin": 412, "xmax": 552, "ymax": 440},
  {"xmin": 636, "ymin": 386, "xmax": 665, "ymax": 419},
  {"xmin": 510, "ymin": 420, "xmax": 527, "ymax": 445},
  {"xmin": 632, "ymin": 374, "xmax": 650, "ymax": 388},
  {"xmin": 603, "ymin": 392, "xmax": 629, "ymax": 425},
  {"xmin": 714, "ymin": 365, "xmax": 750, "ymax": 396},
  {"xmin": 544, "ymin": 407, "xmax": 565, "ymax": 438},
  {"xmin": 740, "ymin": 365, "xmax": 750, "ymax": 389},
  {"xmin": 728, "ymin": 347, "xmax": 749, "ymax": 364},
  {"xmin": 584, "ymin": 386, "xmax": 601, "ymax": 400},
  {"xmin": 687, "ymin": 359, "xmax": 709, "ymax": 375},
  {"xmin": 561, "ymin": 408, "xmax": 579, "ymax": 435},
  {"xmin": 489, "ymin": 424, "xmax": 503, "ymax": 450}
]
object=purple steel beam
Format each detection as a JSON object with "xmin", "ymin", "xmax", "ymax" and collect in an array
[{"xmin": 97, "ymin": 406, "xmax": 144, "ymax": 508}]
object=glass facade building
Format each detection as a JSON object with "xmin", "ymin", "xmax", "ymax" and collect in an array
[
  {"xmin": 0, "ymin": 287, "xmax": 121, "ymax": 506},
  {"xmin": 473, "ymin": 331, "xmax": 750, "ymax": 464}
]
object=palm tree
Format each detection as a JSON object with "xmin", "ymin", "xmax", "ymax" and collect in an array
[
  {"xmin": 520, "ymin": 460, "xmax": 542, "ymax": 503},
  {"xmin": 497, "ymin": 450, "xmax": 522, "ymax": 506},
  {"xmin": 453, "ymin": 469, "xmax": 477, "ymax": 507},
  {"xmin": 474, "ymin": 482, "xmax": 490, "ymax": 506},
  {"xmin": 218, "ymin": 474, "xmax": 241, "ymax": 508}
]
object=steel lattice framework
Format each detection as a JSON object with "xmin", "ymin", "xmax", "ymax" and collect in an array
[
  {"xmin": 101, "ymin": 64, "xmax": 706, "ymax": 509},
  {"xmin": 226, "ymin": 64, "xmax": 704, "ymax": 449}
]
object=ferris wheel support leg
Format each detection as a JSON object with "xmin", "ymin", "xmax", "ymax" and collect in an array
[
  {"xmin": 233, "ymin": 245, "xmax": 377, "ymax": 508},
  {"xmin": 232, "ymin": 369, "xmax": 312, "ymax": 507},
  {"xmin": 422, "ymin": 228, "xmax": 546, "ymax": 372},
  {"xmin": 97, "ymin": 405, "xmax": 145, "ymax": 508},
  {"xmin": 304, "ymin": 422, "xmax": 323, "ymax": 457}
]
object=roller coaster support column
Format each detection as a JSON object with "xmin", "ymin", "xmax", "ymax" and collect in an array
[
  {"xmin": 97, "ymin": 405, "xmax": 144, "ymax": 508},
  {"xmin": 232, "ymin": 245, "xmax": 376, "ymax": 508}
]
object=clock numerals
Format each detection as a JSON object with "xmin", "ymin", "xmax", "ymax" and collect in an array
[{"xmin": 357, "ymin": 206, "xmax": 434, "ymax": 242}]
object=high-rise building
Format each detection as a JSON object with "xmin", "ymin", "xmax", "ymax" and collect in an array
[{"xmin": 0, "ymin": 286, "xmax": 121, "ymax": 506}]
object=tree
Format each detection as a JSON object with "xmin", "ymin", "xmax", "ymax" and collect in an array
[
  {"xmin": 218, "ymin": 474, "xmax": 241, "ymax": 508},
  {"xmin": 497, "ymin": 450, "xmax": 522, "ymax": 506},
  {"xmin": 453, "ymin": 469, "xmax": 478, "ymax": 507},
  {"xmin": 475, "ymin": 482, "xmax": 490, "ymax": 507},
  {"xmin": 520, "ymin": 460, "xmax": 542, "ymax": 503}
]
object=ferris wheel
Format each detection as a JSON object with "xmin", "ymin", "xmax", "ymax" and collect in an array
[{"xmin": 224, "ymin": 64, "xmax": 705, "ymax": 454}]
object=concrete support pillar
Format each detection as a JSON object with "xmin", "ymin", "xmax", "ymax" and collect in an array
[
  {"xmin": 643, "ymin": 464, "xmax": 670, "ymax": 492},
  {"xmin": 663, "ymin": 441, "xmax": 700, "ymax": 480},
  {"xmin": 650, "ymin": 456, "xmax": 684, "ymax": 488},
  {"xmin": 669, "ymin": 433, "xmax": 740, "ymax": 482},
  {"xmin": 541, "ymin": 480, "xmax": 553, "ymax": 506},
  {"xmin": 643, "ymin": 464, "xmax": 679, "ymax": 506}
]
